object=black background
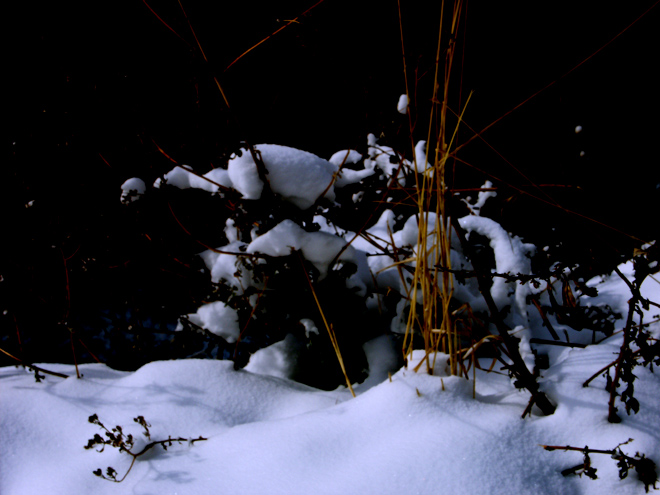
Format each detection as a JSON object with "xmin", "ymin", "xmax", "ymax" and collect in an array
[{"xmin": 4, "ymin": 0, "xmax": 659, "ymax": 367}]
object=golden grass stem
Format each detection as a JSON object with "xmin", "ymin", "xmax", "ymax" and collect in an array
[{"xmin": 298, "ymin": 254, "xmax": 356, "ymax": 397}]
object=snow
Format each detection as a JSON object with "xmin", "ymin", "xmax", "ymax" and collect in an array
[
  {"xmin": 458, "ymin": 215, "xmax": 535, "ymax": 313},
  {"xmin": 120, "ymin": 177, "xmax": 146, "ymax": 204},
  {"xmin": 397, "ymin": 93, "xmax": 409, "ymax": 114},
  {"xmin": 244, "ymin": 333, "xmax": 301, "ymax": 379},
  {"xmin": 4, "ymin": 216, "xmax": 659, "ymax": 494},
  {"xmin": 149, "ymin": 142, "xmax": 383, "ymax": 210},
  {"xmin": 6, "ymin": 136, "xmax": 660, "ymax": 494},
  {"xmin": 177, "ymin": 300, "xmax": 241, "ymax": 343},
  {"xmin": 462, "ymin": 180, "xmax": 497, "ymax": 215},
  {"xmin": 199, "ymin": 241, "xmax": 251, "ymax": 291},
  {"xmin": 227, "ymin": 144, "xmax": 337, "ymax": 210},
  {"xmin": 2, "ymin": 294, "xmax": 660, "ymax": 495},
  {"xmin": 243, "ymin": 218, "xmax": 369, "ymax": 295},
  {"xmin": 328, "ymin": 149, "xmax": 363, "ymax": 166},
  {"xmin": 365, "ymin": 133, "xmax": 430, "ymax": 178},
  {"xmin": 458, "ymin": 215, "xmax": 540, "ymax": 369},
  {"xmin": 414, "ymin": 139, "xmax": 430, "ymax": 172},
  {"xmin": 154, "ymin": 165, "xmax": 195, "ymax": 189}
]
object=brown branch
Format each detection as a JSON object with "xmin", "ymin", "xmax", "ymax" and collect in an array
[
  {"xmin": 98, "ymin": 436, "xmax": 208, "ymax": 483},
  {"xmin": 142, "ymin": 0, "xmax": 191, "ymax": 46},
  {"xmin": 224, "ymin": 0, "xmax": 327, "ymax": 72},
  {"xmin": 165, "ymin": 202, "xmax": 259, "ymax": 258},
  {"xmin": 452, "ymin": 219, "xmax": 556, "ymax": 416},
  {"xmin": 529, "ymin": 338, "xmax": 586, "ymax": 349},
  {"xmin": 541, "ymin": 442, "xmax": 630, "ymax": 456},
  {"xmin": 530, "ymin": 299, "xmax": 560, "ymax": 341},
  {"xmin": 607, "ymin": 264, "xmax": 649, "ymax": 422},
  {"xmin": 0, "ymin": 347, "xmax": 69, "ymax": 379}
]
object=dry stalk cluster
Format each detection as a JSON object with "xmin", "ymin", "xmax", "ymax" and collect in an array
[{"xmin": 85, "ymin": 414, "xmax": 206, "ymax": 483}]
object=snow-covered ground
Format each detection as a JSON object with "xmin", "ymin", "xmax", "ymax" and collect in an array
[
  {"xmin": 4, "ymin": 124, "xmax": 660, "ymax": 494},
  {"xmin": 2, "ymin": 259, "xmax": 659, "ymax": 495}
]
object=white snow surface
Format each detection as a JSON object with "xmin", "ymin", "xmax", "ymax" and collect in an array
[{"xmin": 2, "ymin": 264, "xmax": 660, "ymax": 495}]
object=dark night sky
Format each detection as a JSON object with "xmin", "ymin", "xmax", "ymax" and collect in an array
[
  {"xmin": 4, "ymin": 0, "xmax": 659, "ymax": 365},
  {"xmin": 8, "ymin": 1, "xmax": 659, "ymax": 216}
]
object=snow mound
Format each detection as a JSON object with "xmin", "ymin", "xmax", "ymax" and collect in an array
[{"xmin": 3, "ymin": 346, "xmax": 660, "ymax": 495}]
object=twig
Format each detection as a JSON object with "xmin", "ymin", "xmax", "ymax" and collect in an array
[
  {"xmin": 142, "ymin": 0, "xmax": 191, "ymax": 46},
  {"xmin": 0, "ymin": 347, "xmax": 69, "ymax": 379},
  {"xmin": 530, "ymin": 298, "xmax": 560, "ymax": 341},
  {"xmin": 541, "ymin": 440, "xmax": 658, "ymax": 492},
  {"xmin": 233, "ymin": 282, "xmax": 268, "ymax": 366},
  {"xmin": 166, "ymin": 202, "xmax": 260, "ymax": 257},
  {"xmin": 94, "ymin": 435, "xmax": 208, "ymax": 483},
  {"xmin": 529, "ymin": 338, "xmax": 586, "ymax": 349},
  {"xmin": 87, "ymin": 414, "xmax": 207, "ymax": 483},
  {"xmin": 452, "ymin": 219, "xmax": 556, "ymax": 416},
  {"xmin": 581, "ymin": 348, "xmax": 647, "ymax": 388},
  {"xmin": 60, "ymin": 246, "xmax": 81, "ymax": 378},
  {"xmin": 607, "ymin": 264, "xmax": 649, "ymax": 422},
  {"xmin": 435, "ymin": 265, "xmax": 546, "ymax": 285},
  {"xmin": 224, "ymin": 0, "xmax": 327, "ymax": 72}
]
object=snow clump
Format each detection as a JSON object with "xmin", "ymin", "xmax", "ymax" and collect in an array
[
  {"xmin": 120, "ymin": 177, "xmax": 146, "ymax": 204},
  {"xmin": 177, "ymin": 300, "xmax": 241, "ymax": 343},
  {"xmin": 227, "ymin": 144, "xmax": 337, "ymax": 210},
  {"xmin": 397, "ymin": 94, "xmax": 409, "ymax": 114}
]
